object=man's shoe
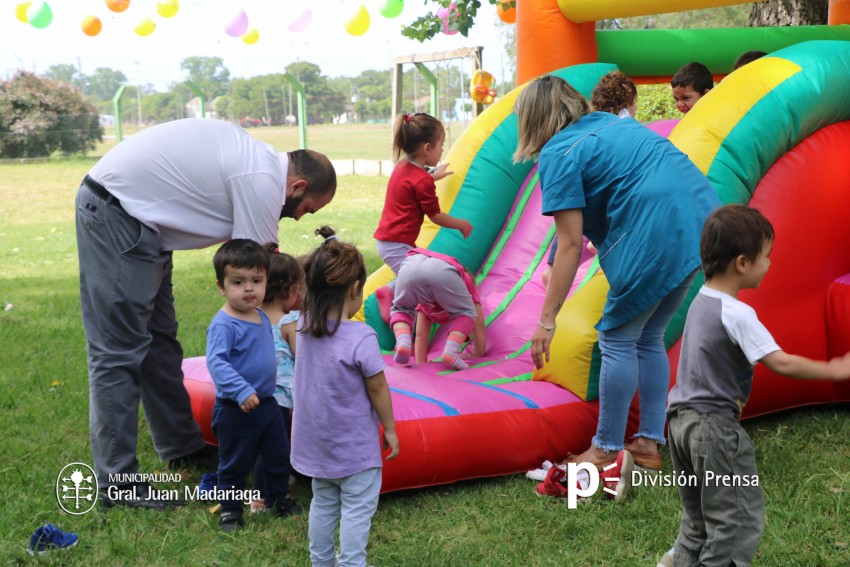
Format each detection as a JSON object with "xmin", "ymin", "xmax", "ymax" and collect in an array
[
  {"xmin": 168, "ymin": 444, "xmax": 219, "ymax": 471},
  {"xmin": 624, "ymin": 441, "xmax": 662, "ymax": 472},
  {"xmin": 220, "ymin": 510, "xmax": 244, "ymax": 533},
  {"xmin": 27, "ymin": 523, "xmax": 78, "ymax": 556},
  {"xmin": 274, "ymin": 495, "xmax": 303, "ymax": 517},
  {"xmin": 99, "ymin": 482, "xmax": 187, "ymax": 510},
  {"xmin": 601, "ymin": 450, "xmax": 634, "ymax": 502}
]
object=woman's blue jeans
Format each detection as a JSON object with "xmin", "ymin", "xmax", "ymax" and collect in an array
[{"xmin": 591, "ymin": 271, "xmax": 697, "ymax": 451}]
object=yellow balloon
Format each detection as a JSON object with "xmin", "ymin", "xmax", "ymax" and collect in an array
[
  {"xmin": 344, "ymin": 4, "xmax": 370, "ymax": 36},
  {"xmin": 134, "ymin": 18, "xmax": 156, "ymax": 36},
  {"xmin": 242, "ymin": 28, "xmax": 259, "ymax": 44},
  {"xmin": 156, "ymin": 0, "xmax": 179, "ymax": 18},
  {"xmin": 16, "ymin": 2, "xmax": 31, "ymax": 23}
]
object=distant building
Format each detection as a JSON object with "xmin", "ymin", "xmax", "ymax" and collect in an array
[{"xmin": 99, "ymin": 114, "xmax": 116, "ymax": 126}]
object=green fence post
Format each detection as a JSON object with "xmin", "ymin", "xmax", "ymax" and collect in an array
[
  {"xmin": 185, "ymin": 80, "xmax": 206, "ymax": 118},
  {"xmin": 282, "ymin": 73, "xmax": 307, "ymax": 149},
  {"xmin": 112, "ymin": 85, "xmax": 127, "ymax": 143}
]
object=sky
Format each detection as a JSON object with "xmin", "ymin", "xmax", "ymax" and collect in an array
[{"xmin": 2, "ymin": 0, "xmax": 514, "ymax": 91}]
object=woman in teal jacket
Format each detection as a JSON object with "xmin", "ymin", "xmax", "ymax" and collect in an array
[{"xmin": 514, "ymin": 75, "xmax": 719, "ymax": 470}]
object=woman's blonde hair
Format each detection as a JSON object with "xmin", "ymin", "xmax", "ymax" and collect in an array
[{"xmin": 513, "ymin": 75, "xmax": 591, "ymax": 163}]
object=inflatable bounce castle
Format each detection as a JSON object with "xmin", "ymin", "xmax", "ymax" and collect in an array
[{"xmin": 184, "ymin": 0, "xmax": 850, "ymax": 493}]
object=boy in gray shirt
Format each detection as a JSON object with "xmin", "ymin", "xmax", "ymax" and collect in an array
[{"xmin": 665, "ymin": 205, "xmax": 850, "ymax": 567}]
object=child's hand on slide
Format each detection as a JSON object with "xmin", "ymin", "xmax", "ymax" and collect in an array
[{"xmin": 430, "ymin": 162, "xmax": 454, "ymax": 181}]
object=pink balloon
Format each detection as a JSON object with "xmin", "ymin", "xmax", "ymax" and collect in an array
[
  {"xmin": 225, "ymin": 9, "xmax": 248, "ymax": 37},
  {"xmin": 436, "ymin": 2, "xmax": 459, "ymax": 35},
  {"xmin": 287, "ymin": 8, "xmax": 311, "ymax": 32}
]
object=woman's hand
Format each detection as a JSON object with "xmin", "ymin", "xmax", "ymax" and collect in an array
[{"xmin": 531, "ymin": 324, "xmax": 555, "ymax": 369}]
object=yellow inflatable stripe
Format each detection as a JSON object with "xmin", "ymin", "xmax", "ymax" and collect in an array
[
  {"xmin": 558, "ymin": 0, "xmax": 751, "ymax": 23},
  {"xmin": 669, "ymin": 57, "xmax": 800, "ymax": 174}
]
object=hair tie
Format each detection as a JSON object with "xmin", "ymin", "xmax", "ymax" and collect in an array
[
  {"xmin": 403, "ymin": 112, "xmax": 412, "ymax": 123},
  {"xmin": 324, "ymin": 234, "xmax": 338, "ymax": 243}
]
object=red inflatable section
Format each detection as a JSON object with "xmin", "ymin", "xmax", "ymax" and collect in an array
[{"xmin": 669, "ymin": 121, "xmax": 850, "ymax": 415}]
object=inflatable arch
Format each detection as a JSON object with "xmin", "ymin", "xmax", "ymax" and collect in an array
[{"xmin": 184, "ymin": 3, "xmax": 850, "ymax": 493}]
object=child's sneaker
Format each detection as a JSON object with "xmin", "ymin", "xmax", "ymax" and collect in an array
[
  {"xmin": 601, "ymin": 449, "xmax": 634, "ymax": 501},
  {"xmin": 274, "ymin": 495, "xmax": 303, "ymax": 517},
  {"xmin": 525, "ymin": 460, "xmax": 564, "ymax": 482},
  {"xmin": 535, "ymin": 466, "xmax": 569, "ymax": 498},
  {"xmin": 656, "ymin": 546, "xmax": 675, "ymax": 567},
  {"xmin": 27, "ymin": 523, "xmax": 78, "ymax": 556},
  {"xmin": 219, "ymin": 509, "xmax": 244, "ymax": 533},
  {"xmin": 249, "ymin": 498, "xmax": 266, "ymax": 514}
]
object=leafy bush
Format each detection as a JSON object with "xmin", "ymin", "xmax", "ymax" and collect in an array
[
  {"xmin": 0, "ymin": 71, "xmax": 103, "ymax": 158},
  {"xmin": 635, "ymin": 84, "xmax": 680, "ymax": 122}
]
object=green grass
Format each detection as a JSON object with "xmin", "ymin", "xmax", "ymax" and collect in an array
[
  {"xmin": 1, "ymin": 160, "xmax": 849, "ymax": 565},
  {"xmin": 94, "ymin": 121, "xmax": 474, "ymax": 161}
]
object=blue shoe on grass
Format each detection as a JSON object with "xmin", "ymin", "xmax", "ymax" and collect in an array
[{"xmin": 27, "ymin": 523, "xmax": 78, "ymax": 556}]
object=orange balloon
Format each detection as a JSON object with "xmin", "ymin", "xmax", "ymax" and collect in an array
[
  {"xmin": 82, "ymin": 15, "xmax": 102, "ymax": 36},
  {"xmin": 496, "ymin": 2, "xmax": 515, "ymax": 24},
  {"xmin": 106, "ymin": 0, "xmax": 130, "ymax": 13}
]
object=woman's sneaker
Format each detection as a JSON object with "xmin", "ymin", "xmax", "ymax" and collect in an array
[
  {"xmin": 601, "ymin": 449, "xmax": 634, "ymax": 502},
  {"xmin": 27, "ymin": 524, "xmax": 78, "ymax": 556},
  {"xmin": 624, "ymin": 441, "xmax": 662, "ymax": 473}
]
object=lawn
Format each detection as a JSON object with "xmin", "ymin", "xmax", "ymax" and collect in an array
[{"xmin": 0, "ymin": 159, "xmax": 848, "ymax": 566}]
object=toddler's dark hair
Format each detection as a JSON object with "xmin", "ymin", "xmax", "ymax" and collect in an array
[
  {"xmin": 733, "ymin": 50, "xmax": 767, "ymax": 70},
  {"xmin": 671, "ymin": 62, "xmax": 714, "ymax": 94},
  {"xmin": 301, "ymin": 226, "xmax": 367, "ymax": 337},
  {"xmin": 392, "ymin": 112, "xmax": 444, "ymax": 162},
  {"xmin": 701, "ymin": 205, "xmax": 774, "ymax": 280},
  {"xmin": 263, "ymin": 252, "xmax": 304, "ymax": 304},
  {"xmin": 213, "ymin": 239, "xmax": 269, "ymax": 283},
  {"xmin": 591, "ymin": 71, "xmax": 637, "ymax": 115}
]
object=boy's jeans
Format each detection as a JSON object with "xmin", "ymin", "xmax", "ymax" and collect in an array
[
  {"xmin": 309, "ymin": 467, "xmax": 382, "ymax": 567},
  {"xmin": 669, "ymin": 409, "xmax": 764, "ymax": 567},
  {"xmin": 592, "ymin": 271, "xmax": 696, "ymax": 450}
]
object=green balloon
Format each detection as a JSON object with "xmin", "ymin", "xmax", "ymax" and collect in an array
[
  {"xmin": 28, "ymin": 2, "xmax": 53, "ymax": 29},
  {"xmin": 379, "ymin": 0, "xmax": 403, "ymax": 19}
]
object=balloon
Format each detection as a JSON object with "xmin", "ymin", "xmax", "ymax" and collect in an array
[
  {"xmin": 436, "ymin": 2, "xmax": 459, "ymax": 35},
  {"xmin": 241, "ymin": 27, "xmax": 259, "ymax": 44},
  {"xmin": 27, "ymin": 1, "xmax": 52, "ymax": 29},
  {"xmin": 287, "ymin": 8, "xmax": 311, "ymax": 32},
  {"xmin": 379, "ymin": 0, "xmax": 403, "ymax": 19},
  {"xmin": 82, "ymin": 15, "xmax": 102, "ymax": 36},
  {"xmin": 156, "ymin": 0, "xmax": 179, "ymax": 18},
  {"xmin": 496, "ymin": 1, "xmax": 515, "ymax": 24},
  {"xmin": 225, "ymin": 9, "xmax": 248, "ymax": 37},
  {"xmin": 344, "ymin": 4, "xmax": 370, "ymax": 36},
  {"xmin": 106, "ymin": 0, "xmax": 130, "ymax": 13},
  {"xmin": 134, "ymin": 17, "xmax": 155, "ymax": 36},
  {"xmin": 470, "ymin": 69, "xmax": 496, "ymax": 104},
  {"xmin": 15, "ymin": 2, "xmax": 31, "ymax": 23}
]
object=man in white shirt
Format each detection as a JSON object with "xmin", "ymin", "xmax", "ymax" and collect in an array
[{"xmin": 75, "ymin": 118, "xmax": 336, "ymax": 509}]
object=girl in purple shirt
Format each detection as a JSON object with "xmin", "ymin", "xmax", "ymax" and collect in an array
[{"xmin": 291, "ymin": 226, "xmax": 399, "ymax": 567}]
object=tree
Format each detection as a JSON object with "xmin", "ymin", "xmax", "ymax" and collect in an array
[
  {"xmin": 403, "ymin": 0, "xmax": 507, "ymax": 41},
  {"xmin": 0, "ymin": 71, "xmax": 102, "ymax": 158},
  {"xmin": 88, "ymin": 67, "xmax": 127, "ymax": 102},
  {"xmin": 45, "ymin": 64, "xmax": 87, "ymax": 93},
  {"xmin": 284, "ymin": 62, "xmax": 346, "ymax": 124},
  {"xmin": 180, "ymin": 56, "xmax": 231, "ymax": 100},
  {"xmin": 749, "ymin": 0, "xmax": 828, "ymax": 25}
]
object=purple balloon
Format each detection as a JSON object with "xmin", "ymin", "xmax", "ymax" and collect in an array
[{"xmin": 225, "ymin": 9, "xmax": 249, "ymax": 37}]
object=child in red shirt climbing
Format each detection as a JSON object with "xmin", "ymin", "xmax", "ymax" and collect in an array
[{"xmin": 373, "ymin": 113, "xmax": 474, "ymax": 319}]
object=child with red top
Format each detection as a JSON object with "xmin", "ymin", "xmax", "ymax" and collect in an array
[
  {"xmin": 374, "ymin": 112, "xmax": 473, "ymax": 281},
  {"xmin": 390, "ymin": 248, "xmax": 486, "ymax": 371}
]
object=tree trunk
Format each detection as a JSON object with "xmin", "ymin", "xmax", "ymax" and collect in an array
[{"xmin": 749, "ymin": 0, "xmax": 829, "ymax": 26}]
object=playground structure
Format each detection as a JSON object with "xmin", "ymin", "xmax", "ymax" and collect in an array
[{"xmin": 185, "ymin": 1, "xmax": 850, "ymax": 493}]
